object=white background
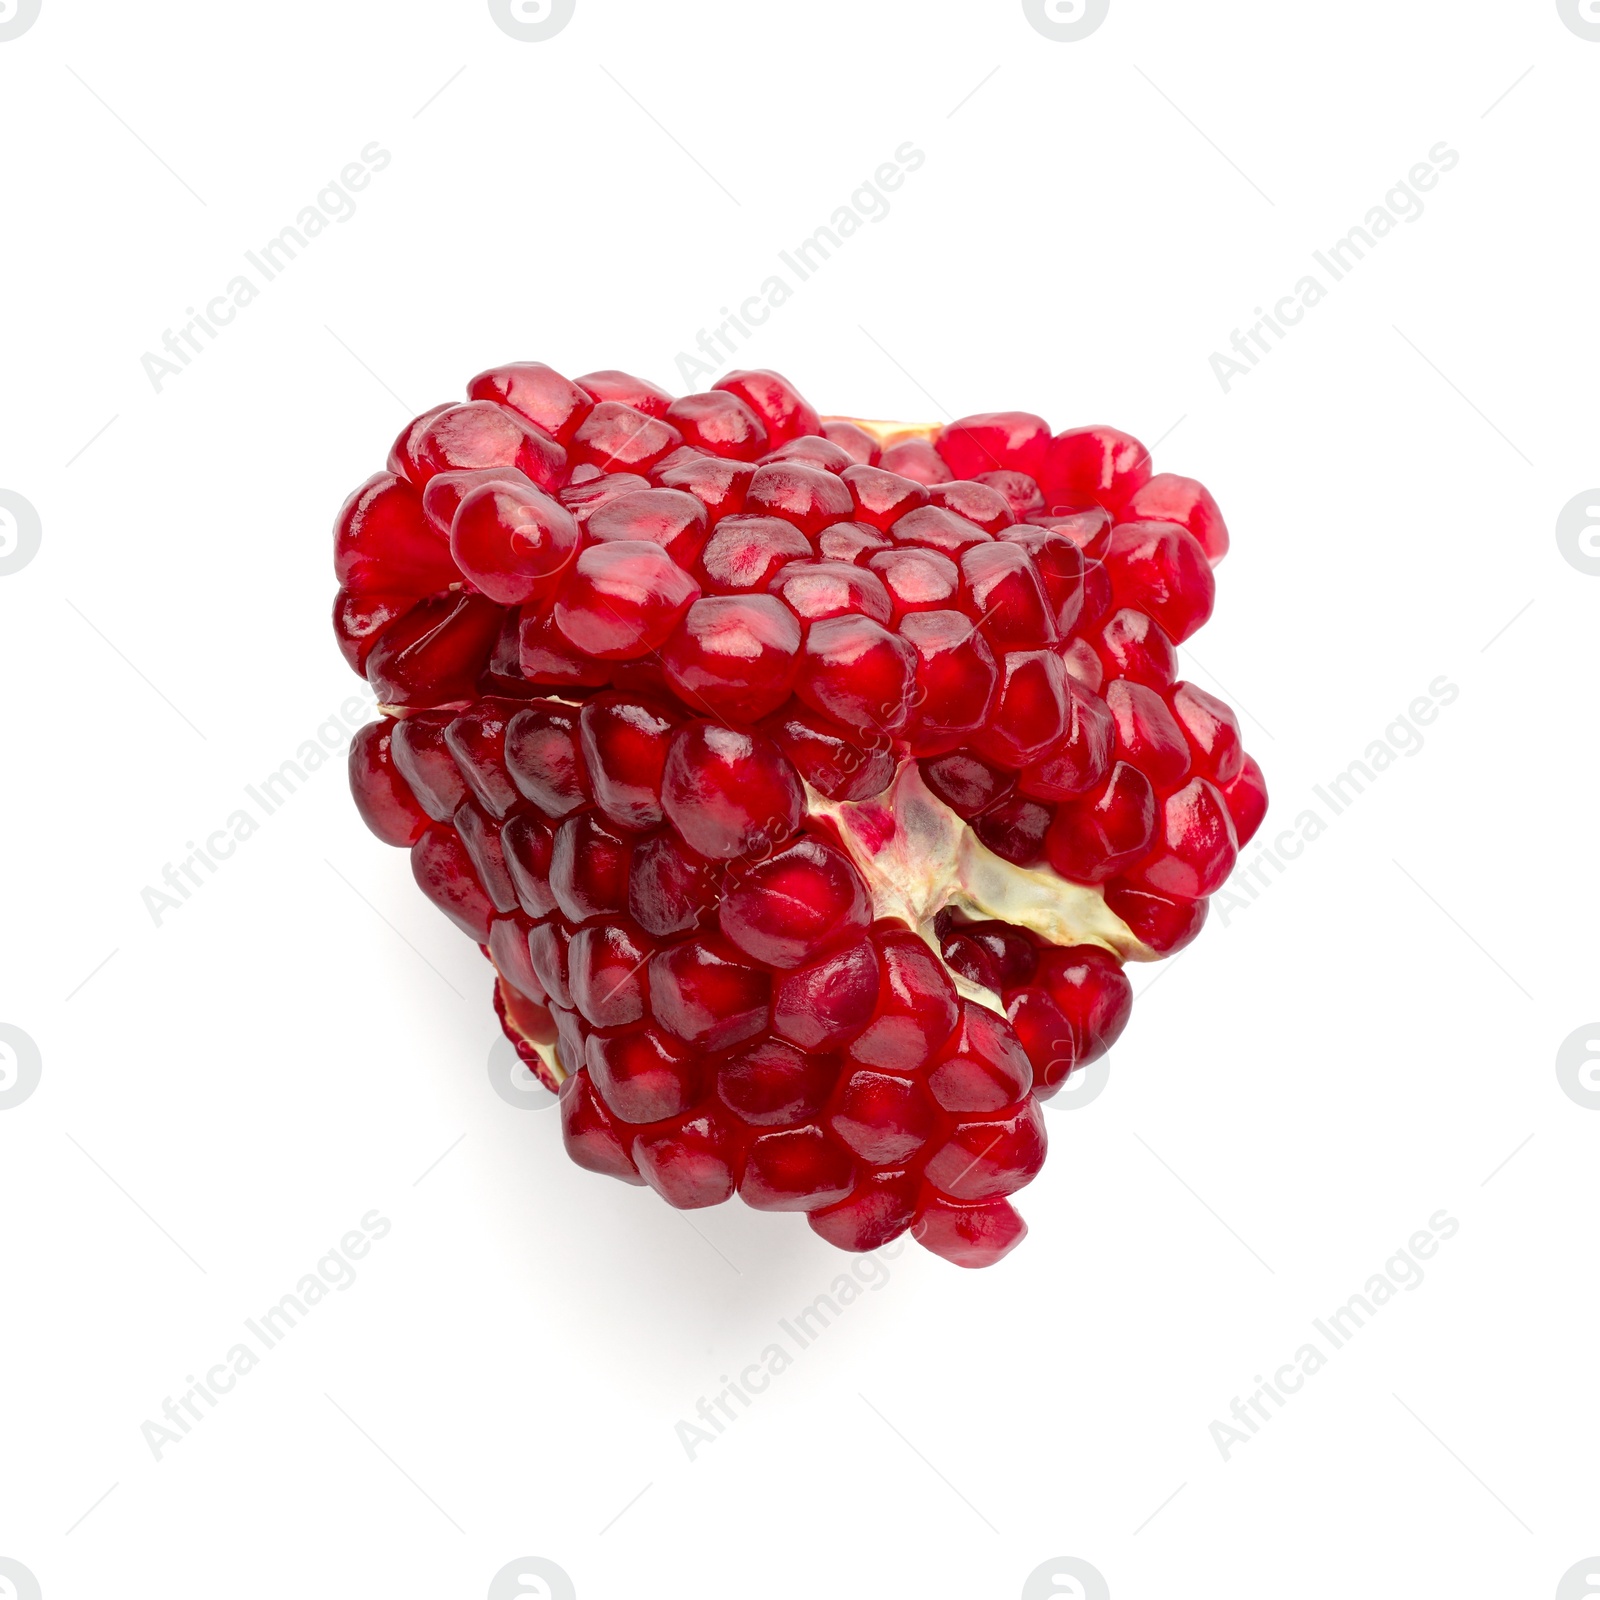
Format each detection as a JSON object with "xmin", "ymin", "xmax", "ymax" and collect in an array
[{"xmin": 2, "ymin": 2, "xmax": 1597, "ymax": 1597}]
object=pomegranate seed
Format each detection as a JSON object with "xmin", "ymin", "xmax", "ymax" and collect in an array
[
  {"xmin": 763, "ymin": 436, "xmax": 857, "ymax": 471},
  {"xmin": 1127, "ymin": 777, "xmax": 1238, "ymax": 899},
  {"xmin": 570, "ymin": 402, "xmax": 683, "ymax": 474},
  {"xmin": 559, "ymin": 1071, "xmax": 645, "ymax": 1184},
  {"xmin": 972, "ymin": 795, "xmax": 1052, "ymax": 865},
  {"xmin": 334, "ymin": 588, "xmax": 410, "ymax": 673},
  {"xmin": 633, "ymin": 1112, "xmax": 739, "ymax": 1209},
  {"xmin": 661, "ymin": 721, "xmax": 803, "ymax": 861},
  {"xmin": 468, "ymin": 361, "xmax": 594, "ymax": 442},
  {"xmin": 335, "ymin": 473, "xmax": 457, "ymax": 597},
  {"xmin": 653, "ymin": 454, "xmax": 754, "ymax": 522},
  {"xmin": 389, "ymin": 712, "xmax": 468, "ymax": 820},
  {"xmin": 771, "ymin": 937, "xmax": 882, "ymax": 1050},
  {"xmin": 662, "ymin": 594, "xmax": 802, "ymax": 721},
  {"xmin": 878, "ymin": 437, "xmax": 952, "ymax": 484},
  {"xmin": 697, "ymin": 515, "xmax": 812, "ymax": 593},
  {"xmin": 935, "ymin": 915, "xmax": 1038, "ymax": 994},
  {"xmin": 1040, "ymin": 425, "xmax": 1152, "ymax": 513},
  {"xmin": 423, "ymin": 465, "xmax": 535, "ymax": 536},
  {"xmin": 1105, "ymin": 679, "xmax": 1192, "ymax": 792},
  {"xmin": 743, "ymin": 462, "xmax": 854, "ymax": 535},
  {"xmin": 349, "ymin": 721, "xmax": 428, "ymax": 846},
  {"xmin": 1222, "ymin": 754, "xmax": 1269, "ymax": 846},
  {"xmin": 1105, "ymin": 521, "xmax": 1215, "ymax": 643},
  {"xmin": 960, "ymin": 542, "xmax": 1058, "ymax": 649},
  {"xmin": 502, "ymin": 812, "xmax": 558, "ymax": 918},
  {"xmin": 868, "ymin": 546, "xmax": 961, "ymax": 619},
  {"xmin": 587, "ymin": 1025, "xmax": 699, "ymax": 1124},
  {"xmin": 1017, "ymin": 676, "xmax": 1114, "ymax": 802},
  {"xmin": 572, "ymin": 369, "xmax": 674, "ymax": 418},
  {"xmin": 568, "ymin": 922, "xmax": 652, "ymax": 1028},
  {"xmin": 443, "ymin": 698, "xmax": 525, "ymax": 818},
  {"xmin": 912, "ymin": 1194, "xmax": 1027, "ymax": 1268},
  {"xmin": 769, "ymin": 560, "xmax": 893, "ymax": 626},
  {"xmin": 821, "ymin": 419, "xmax": 881, "ymax": 465},
  {"xmin": 576, "ymin": 694, "xmax": 675, "ymax": 831},
  {"xmin": 740, "ymin": 1125, "xmax": 855, "ymax": 1211},
  {"xmin": 920, "ymin": 750, "xmax": 1014, "ymax": 817},
  {"xmin": 1121, "ymin": 472, "xmax": 1230, "ymax": 563},
  {"xmin": 559, "ymin": 471, "xmax": 654, "ymax": 525},
  {"xmin": 923, "ymin": 1100, "xmax": 1047, "ymax": 1201},
  {"xmin": 489, "ymin": 914, "xmax": 546, "ymax": 1002},
  {"xmin": 365, "ymin": 593, "xmax": 503, "ymax": 709},
  {"xmin": 550, "ymin": 811, "xmax": 634, "ymax": 921},
  {"xmin": 796, "ymin": 614, "xmax": 919, "ymax": 736},
  {"xmin": 928, "ymin": 1002, "xmax": 1034, "ymax": 1111},
  {"xmin": 650, "ymin": 936, "xmax": 770, "ymax": 1051},
  {"xmin": 1097, "ymin": 608, "xmax": 1177, "ymax": 690},
  {"xmin": 1171, "ymin": 681, "xmax": 1244, "ymax": 783},
  {"xmin": 841, "ymin": 464, "xmax": 930, "ymax": 531},
  {"xmin": 1103, "ymin": 881, "xmax": 1209, "ymax": 954},
  {"xmin": 847, "ymin": 930, "xmax": 959, "ymax": 1073},
  {"xmin": 891, "ymin": 504, "xmax": 992, "ymax": 555},
  {"xmin": 929, "ymin": 479, "xmax": 1015, "ymax": 533},
  {"xmin": 665, "ymin": 391, "xmax": 770, "ymax": 460},
  {"xmin": 553, "ymin": 540, "xmax": 700, "ymax": 660},
  {"xmin": 527, "ymin": 920, "xmax": 573, "ymax": 1009},
  {"xmin": 1046, "ymin": 761, "xmax": 1158, "ymax": 884},
  {"xmin": 809, "ymin": 1169, "xmax": 918, "ymax": 1251},
  {"xmin": 937, "ymin": 412, "xmax": 1050, "ymax": 481},
  {"xmin": 828, "ymin": 1070, "xmax": 936, "ymax": 1165},
  {"xmin": 505, "ymin": 701, "xmax": 591, "ymax": 817},
  {"xmin": 972, "ymin": 650, "xmax": 1071, "ymax": 768},
  {"xmin": 720, "ymin": 836, "xmax": 872, "ymax": 967},
  {"xmin": 900, "ymin": 610, "xmax": 1000, "ymax": 755},
  {"xmin": 1001, "ymin": 527, "xmax": 1085, "ymax": 635},
  {"xmin": 763, "ymin": 703, "xmax": 897, "ymax": 801},
  {"xmin": 976, "ymin": 469, "xmax": 1046, "ymax": 521},
  {"xmin": 402, "ymin": 402, "xmax": 566, "ymax": 492},
  {"xmin": 453, "ymin": 800, "xmax": 519, "ymax": 913},
  {"xmin": 627, "ymin": 830, "xmax": 720, "ymax": 937},
  {"xmin": 714, "ymin": 369, "xmax": 822, "ymax": 444},
  {"xmin": 1062, "ymin": 636, "xmax": 1105, "ymax": 692},
  {"xmin": 586, "ymin": 488, "xmax": 710, "ymax": 567},
  {"xmin": 411, "ymin": 823, "xmax": 494, "ymax": 940},
  {"xmin": 1034, "ymin": 944, "xmax": 1132, "ymax": 1066},
  {"xmin": 817, "ymin": 521, "xmax": 892, "ymax": 563},
  {"xmin": 718, "ymin": 1038, "xmax": 837, "ymax": 1126}
]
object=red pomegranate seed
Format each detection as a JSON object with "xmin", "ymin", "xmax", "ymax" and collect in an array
[
  {"xmin": 1049, "ymin": 758, "xmax": 1159, "ymax": 882},
  {"xmin": 697, "ymin": 515, "xmax": 812, "ymax": 593},
  {"xmin": 763, "ymin": 703, "xmax": 897, "ymax": 801},
  {"xmin": 771, "ymin": 937, "xmax": 881, "ymax": 1050},
  {"xmin": 1106, "ymin": 679, "xmax": 1192, "ymax": 794},
  {"xmin": 868, "ymin": 546, "xmax": 960, "ymax": 618},
  {"xmin": 505, "ymin": 701, "xmax": 591, "ymax": 817},
  {"xmin": 935, "ymin": 916, "xmax": 1038, "ymax": 993},
  {"xmin": 661, "ymin": 594, "xmax": 802, "ymax": 721},
  {"xmin": 334, "ymin": 588, "xmax": 410, "ymax": 673},
  {"xmin": 660, "ymin": 721, "xmax": 803, "ymax": 861},
  {"xmin": 1097, "ymin": 608, "xmax": 1177, "ymax": 690},
  {"xmin": 1062, "ymin": 636, "xmax": 1105, "ymax": 692},
  {"xmin": 1121, "ymin": 472, "xmax": 1230, "ymax": 562},
  {"xmin": 717, "ymin": 1037, "xmax": 837, "ymax": 1126},
  {"xmin": 1127, "ymin": 777, "xmax": 1238, "ymax": 899},
  {"xmin": 1103, "ymin": 881, "xmax": 1209, "ymax": 953},
  {"xmin": 900, "ymin": 609, "xmax": 1000, "ymax": 755},
  {"xmin": 627, "ymin": 830, "xmax": 720, "ymax": 936},
  {"xmin": 1105, "ymin": 521, "xmax": 1215, "ymax": 643},
  {"xmin": 847, "ymin": 930, "xmax": 959, "ymax": 1073},
  {"xmin": 923, "ymin": 1100, "xmax": 1046, "ymax": 1201},
  {"xmin": 401, "ymin": 402, "xmax": 565, "ymax": 492},
  {"xmin": 762, "ymin": 436, "xmax": 856, "ymax": 471},
  {"xmin": 973, "ymin": 794, "xmax": 1052, "ymax": 865},
  {"xmin": 443, "ymin": 698, "xmax": 526, "ymax": 818},
  {"xmin": 527, "ymin": 920, "xmax": 573, "ymax": 1009},
  {"xmin": 740, "ymin": 1125, "xmax": 855, "ymax": 1211},
  {"xmin": 1040, "ymin": 425, "xmax": 1152, "ymax": 513},
  {"xmin": 569, "ymin": 402, "xmax": 683, "ymax": 474},
  {"xmin": 489, "ymin": 914, "xmax": 546, "ymax": 1001},
  {"xmin": 743, "ymin": 461, "xmax": 854, "ymax": 535},
  {"xmin": 809, "ymin": 1168, "xmax": 918, "ymax": 1251},
  {"xmin": 796, "ymin": 614, "xmax": 918, "ymax": 736},
  {"xmin": 890, "ymin": 504, "xmax": 992, "ymax": 554},
  {"xmin": 720, "ymin": 836, "xmax": 872, "ymax": 968},
  {"xmin": 1171, "ymin": 681, "xmax": 1244, "ymax": 782},
  {"xmin": 559, "ymin": 471, "xmax": 653, "ymax": 525},
  {"xmin": 453, "ymin": 801, "xmax": 519, "ymax": 913},
  {"xmin": 389, "ymin": 712, "xmax": 467, "ymax": 820},
  {"xmin": 768, "ymin": 560, "xmax": 893, "ymax": 626},
  {"xmin": 502, "ymin": 812, "xmax": 557, "ymax": 918},
  {"xmin": 411, "ymin": 823, "xmax": 494, "ymax": 940},
  {"xmin": 912, "ymin": 1193, "xmax": 1027, "ymax": 1268},
  {"xmin": 653, "ymin": 454, "xmax": 755, "ymax": 522},
  {"xmin": 649, "ymin": 936, "xmax": 769, "ymax": 1051},
  {"xmin": 841, "ymin": 464, "xmax": 930, "ymax": 531},
  {"xmin": 550, "ymin": 811, "xmax": 634, "ymax": 921},
  {"xmin": 559, "ymin": 1071, "xmax": 645, "ymax": 1184},
  {"xmin": 1014, "ymin": 678, "xmax": 1112, "ymax": 803},
  {"xmin": 960, "ymin": 541, "xmax": 1058, "ymax": 649},
  {"xmin": 586, "ymin": 488, "xmax": 710, "ymax": 567},
  {"xmin": 422, "ymin": 464, "xmax": 530, "ymax": 537},
  {"xmin": 929, "ymin": 479, "xmax": 1015, "ymax": 533},
  {"xmin": 574, "ymin": 694, "xmax": 675, "ymax": 831},
  {"xmin": 937, "ymin": 412, "xmax": 1050, "ymax": 481},
  {"xmin": 919, "ymin": 750, "xmax": 1015, "ymax": 818},
  {"xmin": 878, "ymin": 437, "xmax": 951, "ymax": 484},
  {"xmin": 365, "ymin": 593, "xmax": 503, "ymax": 709},
  {"xmin": 553, "ymin": 540, "xmax": 700, "ymax": 660},
  {"xmin": 817, "ymin": 521, "xmax": 892, "ymax": 563},
  {"xmin": 1034, "ymin": 944, "xmax": 1132, "ymax": 1063},
  {"xmin": 572, "ymin": 369, "xmax": 674, "ymax": 418},
  {"xmin": 335, "ymin": 473, "xmax": 457, "ymax": 597},
  {"xmin": 349, "ymin": 720, "xmax": 428, "ymax": 847},
  {"xmin": 976, "ymin": 469, "xmax": 1046, "ymax": 521},
  {"xmin": 467, "ymin": 361, "xmax": 594, "ymax": 442},
  {"xmin": 821, "ymin": 419, "xmax": 880, "ymax": 465},
  {"xmin": 568, "ymin": 922, "xmax": 653, "ymax": 1029},
  {"xmin": 973, "ymin": 649, "xmax": 1071, "ymax": 768},
  {"xmin": 714, "ymin": 369, "xmax": 822, "ymax": 444},
  {"xmin": 828, "ymin": 1070, "xmax": 936, "ymax": 1165},
  {"xmin": 587, "ymin": 1025, "xmax": 699, "ymax": 1124},
  {"xmin": 928, "ymin": 1002, "xmax": 1034, "ymax": 1112},
  {"xmin": 1001, "ymin": 527, "xmax": 1086, "ymax": 636},
  {"xmin": 665, "ymin": 390, "xmax": 770, "ymax": 460},
  {"xmin": 632, "ymin": 1111, "xmax": 739, "ymax": 1209},
  {"xmin": 1222, "ymin": 754, "xmax": 1269, "ymax": 846},
  {"xmin": 387, "ymin": 403, "xmax": 450, "ymax": 480}
]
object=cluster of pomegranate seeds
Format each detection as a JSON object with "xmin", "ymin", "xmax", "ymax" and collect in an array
[{"xmin": 336, "ymin": 362, "xmax": 1266, "ymax": 1269}]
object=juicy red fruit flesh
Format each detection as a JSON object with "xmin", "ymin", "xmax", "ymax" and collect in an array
[{"xmin": 336, "ymin": 360, "xmax": 1264, "ymax": 1270}]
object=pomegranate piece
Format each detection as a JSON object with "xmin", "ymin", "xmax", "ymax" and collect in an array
[{"xmin": 333, "ymin": 359, "xmax": 1264, "ymax": 1270}]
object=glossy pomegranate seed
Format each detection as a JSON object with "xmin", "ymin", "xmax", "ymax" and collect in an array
[
  {"xmin": 632, "ymin": 1111, "xmax": 739, "ymax": 1209},
  {"xmin": 720, "ymin": 836, "xmax": 872, "ymax": 967},
  {"xmin": 446, "ymin": 482, "xmax": 578, "ymax": 606},
  {"xmin": 560, "ymin": 1071, "xmax": 645, "ymax": 1184},
  {"xmin": 572, "ymin": 369, "xmax": 674, "ymax": 418},
  {"xmin": 821, "ymin": 419, "xmax": 880, "ymax": 465},
  {"xmin": 1001, "ymin": 527, "xmax": 1085, "ymax": 636},
  {"xmin": 365, "ymin": 593, "xmax": 503, "ymax": 708},
  {"xmin": 1105, "ymin": 680, "xmax": 1192, "ymax": 793},
  {"xmin": 923, "ymin": 1100, "xmax": 1046, "ymax": 1201},
  {"xmin": 665, "ymin": 391, "xmax": 769, "ymax": 459},
  {"xmin": 912, "ymin": 1194, "xmax": 1027, "ymax": 1268},
  {"xmin": 568, "ymin": 922, "xmax": 652, "ymax": 1028},
  {"xmin": 1047, "ymin": 761, "xmax": 1158, "ymax": 883},
  {"xmin": 977, "ymin": 469, "xmax": 1046, "ymax": 521},
  {"xmin": 937, "ymin": 412, "xmax": 1050, "ymax": 481},
  {"xmin": 1105, "ymin": 521, "xmax": 1215, "ymax": 643},
  {"xmin": 891, "ymin": 504, "xmax": 992, "ymax": 554},
  {"xmin": 502, "ymin": 812, "xmax": 557, "ymax": 918},
  {"xmin": 919, "ymin": 750, "xmax": 1015, "ymax": 818},
  {"xmin": 626, "ymin": 830, "xmax": 719, "ymax": 936},
  {"xmin": 769, "ymin": 560, "xmax": 893, "ymax": 626},
  {"xmin": 841, "ymin": 464, "xmax": 930, "ymax": 531},
  {"xmin": 411, "ymin": 823, "xmax": 494, "ymax": 940},
  {"xmin": 1121, "ymin": 472, "xmax": 1230, "ymax": 562},
  {"xmin": 817, "ymin": 521, "xmax": 892, "ymax": 564},
  {"xmin": 661, "ymin": 594, "xmax": 801, "ymax": 721},
  {"xmin": 527, "ymin": 920, "xmax": 573, "ymax": 1009},
  {"xmin": 878, "ymin": 436, "xmax": 951, "ymax": 485},
  {"xmin": 553, "ymin": 541, "xmax": 700, "ymax": 660},
  {"xmin": 763, "ymin": 703, "xmax": 896, "ymax": 801},
  {"xmin": 1017, "ymin": 677, "xmax": 1113, "ymax": 802},
  {"xmin": 422, "ymin": 465, "xmax": 534, "ymax": 537},
  {"xmin": 900, "ymin": 610, "xmax": 1000, "ymax": 755},
  {"xmin": 576, "ymin": 694, "xmax": 675, "ymax": 831},
  {"xmin": 442, "ymin": 699, "xmax": 526, "ymax": 818},
  {"xmin": 927, "ymin": 1002, "xmax": 1034, "ymax": 1111},
  {"xmin": 661, "ymin": 721, "xmax": 803, "ymax": 861},
  {"xmin": 828, "ymin": 1070, "xmax": 936, "ymax": 1165},
  {"xmin": 796, "ymin": 614, "xmax": 918, "ymax": 736},
  {"xmin": 935, "ymin": 917, "xmax": 1038, "ymax": 995},
  {"xmin": 929, "ymin": 479, "xmax": 1015, "ymax": 533},
  {"xmin": 335, "ymin": 474, "xmax": 456, "ymax": 597},
  {"xmin": 1033, "ymin": 944, "xmax": 1132, "ymax": 1067},
  {"xmin": 585, "ymin": 488, "xmax": 709, "ymax": 567},
  {"xmin": 400, "ymin": 402, "xmax": 565, "ymax": 492},
  {"xmin": 738, "ymin": 1125, "xmax": 854, "ymax": 1211},
  {"xmin": 743, "ymin": 462, "xmax": 854, "ymax": 535},
  {"xmin": 1171, "ymin": 682, "xmax": 1244, "ymax": 782},
  {"xmin": 468, "ymin": 361, "xmax": 594, "ymax": 442},
  {"xmin": 1104, "ymin": 881, "xmax": 1210, "ymax": 953},
  {"xmin": 1222, "ymin": 754, "xmax": 1269, "ymax": 846},
  {"xmin": 453, "ymin": 800, "xmax": 518, "ymax": 912},
  {"xmin": 334, "ymin": 589, "xmax": 410, "ymax": 674},
  {"xmin": 349, "ymin": 721, "xmax": 428, "ymax": 846},
  {"xmin": 1095, "ymin": 608, "xmax": 1177, "ymax": 691},
  {"xmin": 505, "ymin": 701, "xmax": 591, "ymax": 816},
  {"xmin": 388, "ymin": 713, "xmax": 467, "ymax": 819},
  {"xmin": 762, "ymin": 436, "xmax": 856, "ymax": 471},
  {"xmin": 559, "ymin": 471, "xmax": 653, "ymax": 525},
  {"xmin": 809, "ymin": 1168, "xmax": 918, "ymax": 1251},
  {"xmin": 847, "ymin": 930, "xmax": 959, "ymax": 1073},
  {"xmin": 973, "ymin": 650, "xmax": 1071, "ymax": 768},
  {"xmin": 697, "ymin": 515, "xmax": 812, "ymax": 592},
  {"xmin": 653, "ymin": 454, "xmax": 754, "ymax": 522},
  {"xmin": 587, "ymin": 1025, "xmax": 698, "ymax": 1124},
  {"xmin": 489, "ymin": 913, "xmax": 546, "ymax": 1000},
  {"xmin": 550, "ymin": 811, "xmax": 633, "ymax": 921},
  {"xmin": 972, "ymin": 795, "xmax": 1051, "ymax": 865},
  {"xmin": 650, "ymin": 936, "xmax": 769, "ymax": 1051},
  {"xmin": 1127, "ymin": 777, "xmax": 1238, "ymax": 899},
  {"xmin": 714, "ymin": 369, "xmax": 822, "ymax": 444},
  {"xmin": 1040, "ymin": 425, "xmax": 1151, "ymax": 513},
  {"xmin": 569, "ymin": 402, "xmax": 682, "ymax": 474},
  {"xmin": 771, "ymin": 937, "xmax": 881, "ymax": 1051},
  {"xmin": 717, "ymin": 1037, "xmax": 837, "ymax": 1126},
  {"xmin": 868, "ymin": 546, "xmax": 960, "ymax": 618},
  {"xmin": 960, "ymin": 541, "xmax": 1058, "ymax": 649}
]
